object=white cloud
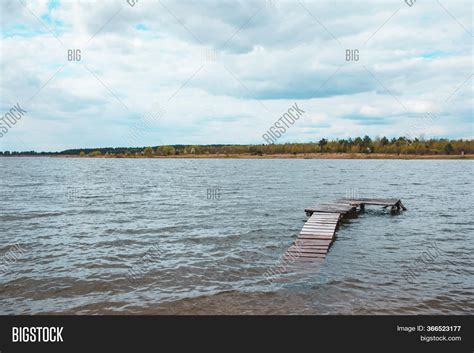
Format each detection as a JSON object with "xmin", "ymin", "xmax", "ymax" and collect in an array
[{"xmin": 0, "ymin": 0, "xmax": 472, "ymax": 151}]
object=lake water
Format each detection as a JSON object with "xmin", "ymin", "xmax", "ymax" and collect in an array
[{"xmin": 0, "ymin": 157, "xmax": 472, "ymax": 314}]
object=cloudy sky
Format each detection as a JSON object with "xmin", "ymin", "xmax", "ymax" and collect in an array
[{"xmin": 0, "ymin": 0, "xmax": 472, "ymax": 151}]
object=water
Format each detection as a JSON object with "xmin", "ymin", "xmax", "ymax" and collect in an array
[{"xmin": 0, "ymin": 157, "xmax": 472, "ymax": 314}]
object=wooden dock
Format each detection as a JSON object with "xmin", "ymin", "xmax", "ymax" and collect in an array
[{"xmin": 284, "ymin": 198, "xmax": 406, "ymax": 263}]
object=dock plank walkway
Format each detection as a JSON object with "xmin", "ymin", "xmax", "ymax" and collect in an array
[
  {"xmin": 284, "ymin": 212, "xmax": 340, "ymax": 261},
  {"xmin": 285, "ymin": 198, "xmax": 406, "ymax": 264}
]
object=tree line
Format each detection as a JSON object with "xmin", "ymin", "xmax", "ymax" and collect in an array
[{"xmin": 1, "ymin": 136, "xmax": 472, "ymax": 157}]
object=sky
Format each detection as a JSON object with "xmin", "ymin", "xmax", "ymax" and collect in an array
[{"xmin": 0, "ymin": 0, "xmax": 472, "ymax": 152}]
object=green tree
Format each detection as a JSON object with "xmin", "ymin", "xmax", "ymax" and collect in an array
[
  {"xmin": 89, "ymin": 151, "xmax": 102, "ymax": 157},
  {"xmin": 318, "ymin": 138, "xmax": 328, "ymax": 152},
  {"xmin": 443, "ymin": 143, "xmax": 454, "ymax": 155},
  {"xmin": 353, "ymin": 137, "xmax": 363, "ymax": 152},
  {"xmin": 144, "ymin": 146, "xmax": 154, "ymax": 157},
  {"xmin": 394, "ymin": 141, "xmax": 401, "ymax": 155},
  {"xmin": 157, "ymin": 146, "xmax": 176, "ymax": 155},
  {"xmin": 362, "ymin": 135, "xmax": 372, "ymax": 147},
  {"xmin": 362, "ymin": 135, "xmax": 373, "ymax": 153}
]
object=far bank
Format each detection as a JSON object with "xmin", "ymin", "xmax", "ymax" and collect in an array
[{"xmin": 45, "ymin": 153, "xmax": 474, "ymax": 159}]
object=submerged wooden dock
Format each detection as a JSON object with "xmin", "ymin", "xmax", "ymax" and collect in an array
[{"xmin": 284, "ymin": 198, "xmax": 406, "ymax": 263}]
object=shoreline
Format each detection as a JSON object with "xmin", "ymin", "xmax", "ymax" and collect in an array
[{"xmin": 4, "ymin": 153, "xmax": 472, "ymax": 159}]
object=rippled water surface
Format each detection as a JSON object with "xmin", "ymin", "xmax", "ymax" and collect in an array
[{"xmin": 0, "ymin": 157, "xmax": 473, "ymax": 314}]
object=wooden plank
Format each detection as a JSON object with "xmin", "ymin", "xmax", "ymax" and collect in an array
[
  {"xmin": 308, "ymin": 217, "xmax": 339, "ymax": 221},
  {"xmin": 284, "ymin": 252, "xmax": 325, "ymax": 258},
  {"xmin": 293, "ymin": 243, "xmax": 329, "ymax": 247},
  {"xmin": 296, "ymin": 208, "xmax": 338, "ymax": 257},
  {"xmin": 288, "ymin": 247, "xmax": 327, "ymax": 253},
  {"xmin": 289, "ymin": 248, "xmax": 328, "ymax": 254},
  {"xmin": 309, "ymin": 213, "xmax": 339, "ymax": 220},
  {"xmin": 300, "ymin": 231, "xmax": 335, "ymax": 236},
  {"xmin": 294, "ymin": 240, "xmax": 332, "ymax": 246},
  {"xmin": 308, "ymin": 217, "xmax": 339, "ymax": 220},
  {"xmin": 298, "ymin": 233, "xmax": 334, "ymax": 238},
  {"xmin": 309, "ymin": 209, "xmax": 351, "ymax": 214},
  {"xmin": 293, "ymin": 246, "xmax": 329, "ymax": 251},
  {"xmin": 302, "ymin": 225, "xmax": 335, "ymax": 230},
  {"xmin": 311, "ymin": 212, "xmax": 340, "ymax": 216},
  {"xmin": 310, "ymin": 213, "xmax": 340, "ymax": 217},
  {"xmin": 303, "ymin": 223, "xmax": 337, "ymax": 230},
  {"xmin": 294, "ymin": 244, "xmax": 331, "ymax": 249},
  {"xmin": 314, "ymin": 210, "xmax": 343, "ymax": 214},
  {"xmin": 291, "ymin": 250, "xmax": 329, "ymax": 255},
  {"xmin": 300, "ymin": 231, "xmax": 334, "ymax": 235},
  {"xmin": 302, "ymin": 226, "xmax": 335, "ymax": 230},
  {"xmin": 287, "ymin": 251, "xmax": 327, "ymax": 256},
  {"xmin": 305, "ymin": 223, "xmax": 338, "ymax": 227},
  {"xmin": 295, "ymin": 235, "xmax": 332, "ymax": 242},
  {"xmin": 298, "ymin": 236, "xmax": 334, "ymax": 241},
  {"xmin": 302, "ymin": 225, "xmax": 336, "ymax": 230},
  {"xmin": 290, "ymin": 245, "xmax": 328, "ymax": 251},
  {"xmin": 301, "ymin": 230, "xmax": 334, "ymax": 234},
  {"xmin": 305, "ymin": 224, "xmax": 337, "ymax": 228},
  {"xmin": 302, "ymin": 226, "xmax": 336, "ymax": 231},
  {"xmin": 304, "ymin": 224, "xmax": 336, "ymax": 228},
  {"xmin": 309, "ymin": 216, "xmax": 338, "ymax": 220},
  {"xmin": 306, "ymin": 220, "xmax": 338, "ymax": 224},
  {"xmin": 299, "ymin": 235, "xmax": 334, "ymax": 240},
  {"xmin": 291, "ymin": 242, "xmax": 331, "ymax": 249},
  {"xmin": 302, "ymin": 228, "xmax": 336, "ymax": 233},
  {"xmin": 299, "ymin": 230, "xmax": 335, "ymax": 235},
  {"xmin": 297, "ymin": 239, "xmax": 333, "ymax": 243},
  {"xmin": 310, "ymin": 214, "xmax": 339, "ymax": 218},
  {"xmin": 303, "ymin": 224, "xmax": 337, "ymax": 228}
]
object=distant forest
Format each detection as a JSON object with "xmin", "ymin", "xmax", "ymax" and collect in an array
[{"xmin": 1, "ymin": 136, "xmax": 473, "ymax": 157}]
